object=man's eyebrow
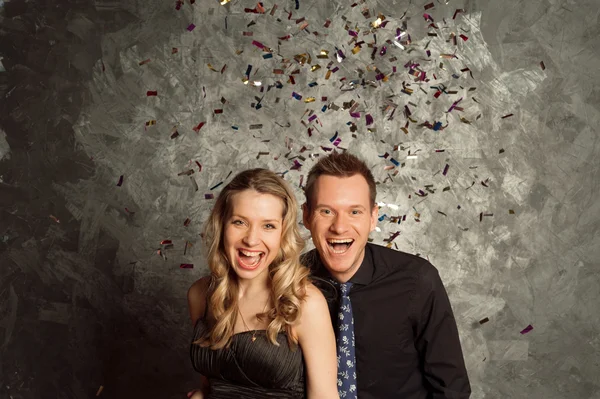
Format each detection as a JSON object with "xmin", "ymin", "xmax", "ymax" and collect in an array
[{"xmin": 313, "ymin": 204, "xmax": 367, "ymax": 210}]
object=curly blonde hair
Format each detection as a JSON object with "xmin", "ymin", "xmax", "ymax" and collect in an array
[{"xmin": 195, "ymin": 168, "xmax": 309, "ymax": 349}]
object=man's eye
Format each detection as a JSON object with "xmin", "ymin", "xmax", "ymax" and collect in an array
[
  {"xmin": 320, "ymin": 209, "xmax": 331, "ymax": 215},
  {"xmin": 352, "ymin": 210, "xmax": 362, "ymax": 215}
]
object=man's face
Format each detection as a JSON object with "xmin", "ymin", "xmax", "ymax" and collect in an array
[{"xmin": 303, "ymin": 174, "xmax": 378, "ymax": 282}]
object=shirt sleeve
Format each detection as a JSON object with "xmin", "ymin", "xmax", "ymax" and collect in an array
[{"xmin": 411, "ymin": 263, "xmax": 471, "ymax": 399}]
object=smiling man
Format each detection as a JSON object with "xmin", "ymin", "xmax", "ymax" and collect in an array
[{"xmin": 302, "ymin": 152, "xmax": 471, "ymax": 399}]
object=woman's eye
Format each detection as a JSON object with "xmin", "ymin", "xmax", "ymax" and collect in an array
[
  {"xmin": 232, "ymin": 220, "xmax": 243, "ymax": 225},
  {"xmin": 265, "ymin": 224, "xmax": 275, "ymax": 229}
]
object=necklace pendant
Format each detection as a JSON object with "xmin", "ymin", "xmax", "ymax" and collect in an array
[{"xmin": 252, "ymin": 335, "xmax": 257, "ymax": 342}]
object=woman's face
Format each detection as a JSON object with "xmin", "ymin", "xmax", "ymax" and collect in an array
[{"xmin": 223, "ymin": 189, "xmax": 285, "ymax": 283}]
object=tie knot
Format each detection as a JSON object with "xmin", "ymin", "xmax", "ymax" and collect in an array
[{"xmin": 339, "ymin": 282, "xmax": 352, "ymax": 296}]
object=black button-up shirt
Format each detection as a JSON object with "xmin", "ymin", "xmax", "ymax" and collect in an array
[{"xmin": 303, "ymin": 243, "xmax": 471, "ymax": 399}]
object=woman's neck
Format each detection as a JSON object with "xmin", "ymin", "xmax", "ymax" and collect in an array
[{"xmin": 237, "ymin": 276, "xmax": 270, "ymax": 300}]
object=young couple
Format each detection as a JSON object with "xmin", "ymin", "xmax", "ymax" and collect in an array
[{"xmin": 187, "ymin": 152, "xmax": 471, "ymax": 399}]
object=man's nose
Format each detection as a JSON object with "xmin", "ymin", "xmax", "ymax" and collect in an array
[{"xmin": 330, "ymin": 213, "xmax": 349, "ymax": 234}]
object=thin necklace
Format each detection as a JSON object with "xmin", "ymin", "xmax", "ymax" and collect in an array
[{"xmin": 238, "ymin": 299, "xmax": 269, "ymax": 342}]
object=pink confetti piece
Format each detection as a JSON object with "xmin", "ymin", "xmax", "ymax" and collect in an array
[
  {"xmin": 520, "ymin": 324, "xmax": 534, "ymax": 334},
  {"xmin": 180, "ymin": 263, "xmax": 194, "ymax": 269}
]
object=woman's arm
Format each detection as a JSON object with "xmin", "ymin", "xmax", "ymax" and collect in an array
[
  {"xmin": 295, "ymin": 284, "xmax": 339, "ymax": 399},
  {"xmin": 187, "ymin": 277, "xmax": 212, "ymax": 397}
]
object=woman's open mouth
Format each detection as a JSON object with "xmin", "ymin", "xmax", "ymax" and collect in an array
[
  {"xmin": 326, "ymin": 239, "xmax": 354, "ymax": 254},
  {"xmin": 236, "ymin": 249, "xmax": 265, "ymax": 270}
]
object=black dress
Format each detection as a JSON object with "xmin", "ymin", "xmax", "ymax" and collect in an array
[{"xmin": 190, "ymin": 319, "xmax": 305, "ymax": 398}]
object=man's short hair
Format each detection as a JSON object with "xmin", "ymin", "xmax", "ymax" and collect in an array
[{"xmin": 304, "ymin": 151, "xmax": 376, "ymax": 210}]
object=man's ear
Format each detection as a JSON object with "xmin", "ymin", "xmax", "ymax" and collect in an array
[
  {"xmin": 370, "ymin": 204, "xmax": 378, "ymax": 232},
  {"xmin": 302, "ymin": 203, "xmax": 311, "ymax": 230}
]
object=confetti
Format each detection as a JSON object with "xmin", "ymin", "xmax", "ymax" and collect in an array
[
  {"xmin": 96, "ymin": 385, "xmax": 104, "ymax": 396},
  {"xmin": 210, "ymin": 181, "xmax": 223, "ymax": 190},
  {"xmin": 520, "ymin": 324, "xmax": 534, "ymax": 334},
  {"xmin": 187, "ymin": 24, "xmax": 196, "ymax": 31},
  {"xmin": 442, "ymin": 164, "xmax": 450, "ymax": 176},
  {"xmin": 205, "ymin": 194, "xmax": 214, "ymax": 199},
  {"xmin": 117, "ymin": 175, "xmax": 124, "ymax": 186},
  {"xmin": 479, "ymin": 317, "xmax": 489, "ymax": 324},
  {"xmin": 50, "ymin": 215, "xmax": 60, "ymax": 223},
  {"xmin": 146, "ymin": 91, "xmax": 157, "ymax": 96},
  {"xmin": 193, "ymin": 122, "xmax": 206, "ymax": 133},
  {"xmin": 145, "ymin": 120, "xmax": 156, "ymax": 127},
  {"xmin": 501, "ymin": 113, "xmax": 514, "ymax": 119},
  {"xmin": 540, "ymin": 61, "xmax": 546, "ymax": 70},
  {"xmin": 424, "ymin": 2, "xmax": 434, "ymax": 10},
  {"xmin": 138, "ymin": 59, "xmax": 151, "ymax": 65},
  {"xmin": 180, "ymin": 263, "xmax": 194, "ymax": 269}
]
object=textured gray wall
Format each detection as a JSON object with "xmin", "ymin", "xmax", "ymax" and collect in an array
[{"xmin": 1, "ymin": 0, "xmax": 599, "ymax": 398}]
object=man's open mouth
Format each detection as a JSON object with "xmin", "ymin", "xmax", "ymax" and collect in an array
[
  {"xmin": 326, "ymin": 239, "xmax": 354, "ymax": 254},
  {"xmin": 237, "ymin": 249, "xmax": 264, "ymax": 267}
]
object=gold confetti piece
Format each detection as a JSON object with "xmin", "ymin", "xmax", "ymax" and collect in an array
[
  {"xmin": 145, "ymin": 120, "xmax": 156, "ymax": 126},
  {"xmin": 96, "ymin": 385, "xmax": 104, "ymax": 396},
  {"xmin": 304, "ymin": 97, "xmax": 316, "ymax": 103},
  {"xmin": 220, "ymin": 0, "xmax": 231, "ymax": 4},
  {"xmin": 509, "ymin": 209, "xmax": 515, "ymax": 214},
  {"xmin": 325, "ymin": 70, "xmax": 332, "ymax": 80},
  {"xmin": 311, "ymin": 65, "xmax": 321, "ymax": 72},
  {"xmin": 207, "ymin": 63, "xmax": 218, "ymax": 72},
  {"xmin": 352, "ymin": 46, "xmax": 361, "ymax": 54}
]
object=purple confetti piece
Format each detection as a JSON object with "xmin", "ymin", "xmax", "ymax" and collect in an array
[
  {"xmin": 348, "ymin": 30, "xmax": 358, "ymax": 36},
  {"xmin": 187, "ymin": 24, "xmax": 196, "ymax": 31},
  {"xmin": 252, "ymin": 40, "xmax": 265, "ymax": 49},
  {"xmin": 443, "ymin": 164, "xmax": 450, "ymax": 176},
  {"xmin": 350, "ymin": 112, "xmax": 361, "ymax": 118},
  {"xmin": 520, "ymin": 324, "xmax": 534, "ymax": 334},
  {"xmin": 333, "ymin": 137, "xmax": 342, "ymax": 146},
  {"xmin": 308, "ymin": 114, "xmax": 317, "ymax": 122},
  {"xmin": 447, "ymin": 97, "xmax": 463, "ymax": 113},
  {"xmin": 204, "ymin": 193, "xmax": 214, "ymax": 200},
  {"xmin": 291, "ymin": 160, "xmax": 302, "ymax": 170},
  {"xmin": 331, "ymin": 67, "xmax": 339, "ymax": 73},
  {"xmin": 366, "ymin": 114, "xmax": 374, "ymax": 125}
]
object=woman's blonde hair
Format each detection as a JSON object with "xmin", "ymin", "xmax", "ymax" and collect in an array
[{"xmin": 195, "ymin": 168, "xmax": 309, "ymax": 349}]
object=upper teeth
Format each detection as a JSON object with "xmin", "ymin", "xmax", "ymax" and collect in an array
[
  {"xmin": 240, "ymin": 249, "xmax": 263, "ymax": 257},
  {"xmin": 327, "ymin": 239, "xmax": 353, "ymax": 243}
]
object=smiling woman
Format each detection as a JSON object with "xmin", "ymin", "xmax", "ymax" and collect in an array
[{"xmin": 186, "ymin": 168, "xmax": 339, "ymax": 399}]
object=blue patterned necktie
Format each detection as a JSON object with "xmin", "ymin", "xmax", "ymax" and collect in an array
[{"xmin": 335, "ymin": 282, "xmax": 357, "ymax": 398}]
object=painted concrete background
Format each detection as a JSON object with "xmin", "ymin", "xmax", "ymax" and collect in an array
[{"xmin": 1, "ymin": 0, "xmax": 599, "ymax": 398}]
